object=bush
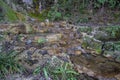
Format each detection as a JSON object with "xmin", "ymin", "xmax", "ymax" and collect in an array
[
  {"xmin": 44, "ymin": 0, "xmax": 120, "ymax": 21},
  {"xmin": 47, "ymin": 6, "xmax": 62, "ymax": 21}
]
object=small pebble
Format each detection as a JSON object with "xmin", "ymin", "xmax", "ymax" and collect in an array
[{"xmin": 25, "ymin": 40, "xmax": 32, "ymax": 45}]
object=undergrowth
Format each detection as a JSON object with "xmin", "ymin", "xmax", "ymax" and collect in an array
[
  {"xmin": 29, "ymin": 9, "xmax": 48, "ymax": 21},
  {"xmin": 0, "ymin": 0, "xmax": 18, "ymax": 22},
  {"xmin": 34, "ymin": 61, "xmax": 79, "ymax": 80},
  {"xmin": 0, "ymin": 51, "xmax": 24, "ymax": 79}
]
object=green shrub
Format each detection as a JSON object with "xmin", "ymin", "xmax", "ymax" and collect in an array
[
  {"xmin": 47, "ymin": 0, "xmax": 120, "ymax": 21},
  {"xmin": 47, "ymin": 4, "xmax": 62, "ymax": 21}
]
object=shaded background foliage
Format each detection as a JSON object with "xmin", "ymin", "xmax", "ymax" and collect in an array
[{"xmin": 0, "ymin": 0, "xmax": 120, "ymax": 23}]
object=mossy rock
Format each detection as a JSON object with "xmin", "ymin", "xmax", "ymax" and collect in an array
[
  {"xmin": 114, "ymin": 41, "xmax": 120, "ymax": 51},
  {"xmin": 29, "ymin": 9, "xmax": 48, "ymax": 21},
  {"xmin": 100, "ymin": 41, "xmax": 120, "ymax": 52},
  {"xmin": 98, "ymin": 26, "xmax": 120, "ymax": 40},
  {"xmin": 104, "ymin": 42, "xmax": 115, "ymax": 51},
  {"xmin": 82, "ymin": 36, "xmax": 102, "ymax": 53},
  {"xmin": 115, "ymin": 56, "xmax": 120, "ymax": 63},
  {"xmin": 94, "ymin": 31, "xmax": 109, "ymax": 41},
  {"xmin": 78, "ymin": 27, "xmax": 92, "ymax": 34}
]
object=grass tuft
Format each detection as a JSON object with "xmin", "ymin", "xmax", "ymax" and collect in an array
[
  {"xmin": 0, "ymin": 51, "xmax": 24, "ymax": 79},
  {"xmin": 0, "ymin": 0, "xmax": 18, "ymax": 22},
  {"xmin": 34, "ymin": 59, "xmax": 79, "ymax": 80}
]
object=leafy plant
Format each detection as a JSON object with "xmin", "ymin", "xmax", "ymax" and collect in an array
[
  {"xmin": 47, "ymin": 6, "xmax": 62, "ymax": 21},
  {"xmin": 37, "ymin": 37, "xmax": 46, "ymax": 44},
  {"xmin": 97, "ymin": 0, "xmax": 106, "ymax": 5},
  {"xmin": 92, "ymin": 0, "xmax": 119, "ymax": 8},
  {"xmin": 0, "ymin": 51, "xmax": 24, "ymax": 78},
  {"xmin": 108, "ymin": 0, "xmax": 117, "ymax": 8}
]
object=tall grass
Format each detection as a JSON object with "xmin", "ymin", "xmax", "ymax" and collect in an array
[
  {"xmin": 34, "ymin": 60, "xmax": 79, "ymax": 80},
  {"xmin": 0, "ymin": 51, "xmax": 24, "ymax": 78},
  {"xmin": 0, "ymin": 0, "xmax": 18, "ymax": 22}
]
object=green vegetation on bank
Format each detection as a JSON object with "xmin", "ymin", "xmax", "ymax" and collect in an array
[
  {"xmin": 0, "ymin": 0, "xmax": 18, "ymax": 22},
  {"xmin": 0, "ymin": 0, "xmax": 120, "ymax": 22},
  {"xmin": 34, "ymin": 58, "xmax": 79, "ymax": 80},
  {"xmin": 29, "ymin": 0, "xmax": 120, "ymax": 22}
]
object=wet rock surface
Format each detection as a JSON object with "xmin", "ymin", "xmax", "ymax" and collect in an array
[{"xmin": 0, "ymin": 22, "xmax": 120, "ymax": 80}]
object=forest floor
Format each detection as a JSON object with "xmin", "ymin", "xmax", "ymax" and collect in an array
[{"xmin": 0, "ymin": 20, "xmax": 120, "ymax": 80}]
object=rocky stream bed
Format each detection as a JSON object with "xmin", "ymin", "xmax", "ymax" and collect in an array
[{"xmin": 0, "ymin": 21, "xmax": 120, "ymax": 80}]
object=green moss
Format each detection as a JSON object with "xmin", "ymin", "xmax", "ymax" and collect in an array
[
  {"xmin": 78, "ymin": 27, "xmax": 92, "ymax": 34},
  {"xmin": 114, "ymin": 41, "xmax": 120, "ymax": 51},
  {"xmin": 99, "ymin": 26, "xmax": 120, "ymax": 39},
  {"xmin": 82, "ymin": 36, "xmax": 102, "ymax": 54},
  {"xmin": 0, "ymin": 0, "xmax": 18, "ymax": 22},
  {"xmin": 95, "ymin": 49, "xmax": 101, "ymax": 54},
  {"xmin": 29, "ymin": 10, "xmax": 48, "ymax": 21},
  {"xmin": 113, "ymin": 12, "xmax": 120, "ymax": 19},
  {"xmin": 37, "ymin": 37, "xmax": 46, "ymax": 44}
]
